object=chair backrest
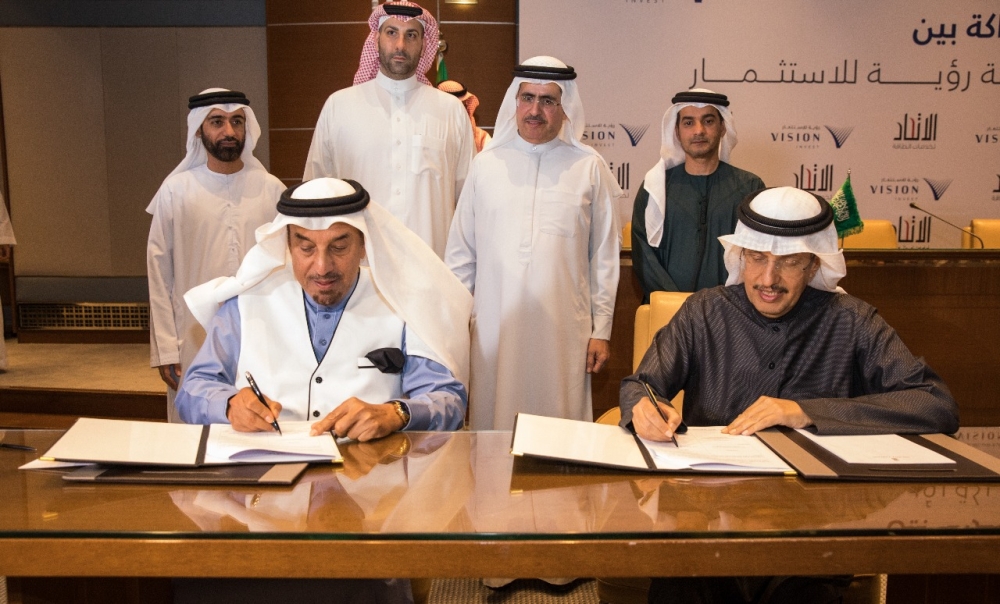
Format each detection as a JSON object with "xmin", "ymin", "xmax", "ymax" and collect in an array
[
  {"xmin": 633, "ymin": 291, "xmax": 692, "ymax": 372},
  {"xmin": 965, "ymin": 219, "xmax": 1000, "ymax": 249},
  {"xmin": 622, "ymin": 221, "xmax": 632, "ymax": 251},
  {"xmin": 841, "ymin": 220, "xmax": 898, "ymax": 249},
  {"xmin": 632, "ymin": 291, "xmax": 691, "ymax": 413}
]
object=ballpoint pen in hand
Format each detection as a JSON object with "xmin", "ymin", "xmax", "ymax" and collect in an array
[
  {"xmin": 245, "ymin": 371, "xmax": 282, "ymax": 435},
  {"xmin": 642, "ymin": 381, "xmax": 679, "ymax": 448}
]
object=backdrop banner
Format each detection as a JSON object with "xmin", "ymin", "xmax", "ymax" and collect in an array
[{"xmin": 520, "ymin": 0, "xmax": 1000, "ymax": 248}]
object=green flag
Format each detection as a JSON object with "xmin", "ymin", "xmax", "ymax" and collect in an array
[
  {"xmin": 436, "ymin": 52, "xmax": 448, "ymax": 84},
  {"xmin": 829, "ymin": 173, "xmax": 863, "ymax": 238}
]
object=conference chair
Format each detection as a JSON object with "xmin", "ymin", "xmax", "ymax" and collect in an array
[
  {"xmin": 840, "ymin": 220, "xmax": 898, "ymax": 249},
  {"xmin": 962, "ymin": 219, "xmax": 1000, "ymax": 248},
  {"xmin": 621, "ymin": 221, "xmax": 632, "ymax": 251}
]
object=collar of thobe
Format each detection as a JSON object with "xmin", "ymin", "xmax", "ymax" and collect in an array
[
  {"xmin": 375, "ymin": 72, "xmax": 421, "ymax": 94},
  {"xmin": 511, "ymin": 133, "xmax": 563, "ymax": 154}
]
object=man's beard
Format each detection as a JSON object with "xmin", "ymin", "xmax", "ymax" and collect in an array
[
  {"xmin": 202, "ymin": 133, "xmax": 245, "ymax": 163},
  {"xmin": 379, "ymin": 48, "xmax": 418, "ymax": 78}
]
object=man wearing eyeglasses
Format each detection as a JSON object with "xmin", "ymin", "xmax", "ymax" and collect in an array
[
  {"xmin": 445, "ymin": 56, "xmax": 622, "ymax": 431},
  {"xmin": 620, "ymin": 185, "xmax": 957, "ymax": 604},
  {"xmin": 631, "ymin": 89, "xmax": 764, "ymax": 302},
  {"xmin": 622, "ymin": 186, "xmax": 957, "ymax": 441}
]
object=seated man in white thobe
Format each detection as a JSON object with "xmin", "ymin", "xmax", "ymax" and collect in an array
[
  {"xmin": 174, "ymin": 178, "xmax": 472, "ymax": 603},
  {"xmin": 177, "ymin": 178, "xmax": 471, "ymax": 440},
  {"xmin": 147, "ymin": 88, "xmax": 284, "ymax": 422},
  {"xmin": 303, "ymin": 0, "xmax": 473, "ymax": 257},
  {"xmin": 445, "ymin": 56, "xmax": 622, "ymax": 431}
]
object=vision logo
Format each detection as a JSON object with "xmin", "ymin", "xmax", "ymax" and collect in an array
[
  {"xmin": 582, "ymin": 123, "xmax": 617, "ymax": 148},
  {"xmin": 869, "ymin": 177, "xmax": 920, "ymax": 202},
  {"xmin": 769, "ymin": 125, "xmax": 852, "ymax": 149},
  {"xmin": 922, "ymin": 177, "xmax": 953, "ymax": 201},
  {"xmin": 975, "ymin": 126, "xmax": 999, "ymax": 144},
  {"xmin": 824, "ymin": 126, "xmax": 854, "ymax": 149},
  {"xmin": 619, "ymin": 123, "xmax": 650, "ymax": 147}
]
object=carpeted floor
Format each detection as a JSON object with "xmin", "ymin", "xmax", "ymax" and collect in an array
[
  {"xmin": 0, "ymin": 339, "xmax": 163, "ymax": 392},
  {"xmin": 429, "ymin": 578, "xmax": 599, "ymax": 604}
]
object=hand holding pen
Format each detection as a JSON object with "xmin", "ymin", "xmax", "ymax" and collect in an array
[
  {"xmin": 641, "ymin": 381, "xmax": 682, "ymax": 447},
  {"xmin": 225, "ymin": 372, "xmax": 282, "ymax": 434},
  {"xmin": 245, "ymin": 372, "xmax": 282, "ymax": 435}
]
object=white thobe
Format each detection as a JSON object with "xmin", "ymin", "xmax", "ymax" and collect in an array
[
  {"xmin": 445, "ymin": 136, "xmax": 620, "ymax": 430},
  {"xmin": 303, "ymin": 72, "xmax": 474, "ymax": 257},
  {"xmin": 146, "ymin": 164, "xmax": 283, "ymax": 421},
  {"xmin": 0, "ymin": 196, "xmax": 14, "ymax": 371}
]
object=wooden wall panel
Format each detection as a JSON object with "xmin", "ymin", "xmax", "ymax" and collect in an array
[
  {"xmin": 436, "ymin": 23, "xmax": 516, "ymax": 129},
  {"xmin": 267, "ymin": 23, "xmax": 370, "ymax": 131},
  {"xmin": 269, "ymin": 129, "xmax": 314, "ymax": 186},
  {"xmin": 267, "ymin": 1, "xmax": 371, "ymax": 24}
]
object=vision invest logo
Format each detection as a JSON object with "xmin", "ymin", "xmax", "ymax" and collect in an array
[
  {"xmin": 976, "ymin": 126, "xmax": 1000, "ymax": 144},
  {"xmin": 769, "ymin": 125, "xmax": 853, "ymax": 149},
  {"xmin": 583, "ymin": 123, "xmax": 650, "ymax": 149}
]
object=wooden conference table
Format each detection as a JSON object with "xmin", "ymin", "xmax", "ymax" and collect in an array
[{"xmin": 2, "ymin": 429, "xmax": 1000, "ymax": 580}]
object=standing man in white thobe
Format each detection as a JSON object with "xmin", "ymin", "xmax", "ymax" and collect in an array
[
  {"xmin": 303, "ymin": 0, "xmax": 473, "ymax": 258},
  {"xmin": 445, "ymin": 56, "xmax": 622, "ymax": 430},
  {"xmin": 147, "ymin": 88, "xmax": 284, "ymax": 422}
]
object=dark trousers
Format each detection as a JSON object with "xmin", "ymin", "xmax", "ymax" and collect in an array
[{"xmin": 648, "ymin": 575, "xmax": 851, "ymax": 604}]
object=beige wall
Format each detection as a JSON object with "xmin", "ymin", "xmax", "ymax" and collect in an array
[{"xmin": 0, "ymin": 27, "xmax": 270, "ymax": 278}]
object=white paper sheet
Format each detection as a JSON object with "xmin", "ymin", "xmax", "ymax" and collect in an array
[
  {"xmin": 205, "ymin": 421, "xmax": 341, "ymax": 464},
  {"xmin": 641, "ymin": 426, "xmax": 793, "ymax": 473},
  {"xmin": 796, "ymin": 430, "xmax": 955, "ymax": 465}
]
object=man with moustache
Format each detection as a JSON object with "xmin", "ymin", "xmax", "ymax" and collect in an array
[
  {"xmin": 304, "ymin": 0, "xmax": 473, "ymax": 257},
  {"xmin": 631, "ymin": 89, "xmax": 764, "ymax": 301},
  {"xmin": 621, "ymin": 186, "xmax": 958, "ymax": 604},
  {"xmin": 147, "ymin": 88, "xmax": 284, "ymax": 422},
  {"xmin": 177, "ymin": 178, "xmax": 470, "ymax": 445},
  {"xmin": 446, "ymin": 56, "xmax": 622, "ymax": 431}
]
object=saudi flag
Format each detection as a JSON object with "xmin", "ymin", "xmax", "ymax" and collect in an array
[
  {"xmin": 436, "ymin": 52, "xmax": 448, "ymax": 84},
  {"xmin": 829, "ymin": 173, "xmax": 863, "ymax": 238}
]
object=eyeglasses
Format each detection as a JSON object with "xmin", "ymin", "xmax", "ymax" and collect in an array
[
  {"xmin": 516, "ymin": 93, "xmax": 561, "ymax": 109},
  {"xmin": 741, "ymin": 250, "xmax": 815, "ymax": 275}
]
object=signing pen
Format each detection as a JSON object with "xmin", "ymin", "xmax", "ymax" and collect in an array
[
  {"xmin": 245, "ymin": 371, "xmax": 282, "ymax": 435},
  {"xmin": 642, "ymin": 381, "xmax": 679, "ymax": 448},
  {"xmin": 0, "ymin": 443, "xmax": 36, "ymax": 452}
]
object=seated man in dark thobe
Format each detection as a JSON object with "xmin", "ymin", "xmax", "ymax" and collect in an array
[{"xmin": 621, "ymin": 186, "xmax": 958, "ymax": 604}]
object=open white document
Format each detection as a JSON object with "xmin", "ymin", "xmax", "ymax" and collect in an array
[
  {"xmin": 511, "ymin": 413, "xmax": 793, "ymax": 475},
  {"xmin": 205, "ymin": 421, "xmax": 341, "ymax": 464},
  {"xmin": 796, "ymin": 430, "xmax": 955, "ymax": 465},
  {"xmin": 640, "ymin": 426, "xmax": 793, "ymax": 473},
  {"xmin": 39, "ymin": 417, "xmax": 340, "ymax": 467}
]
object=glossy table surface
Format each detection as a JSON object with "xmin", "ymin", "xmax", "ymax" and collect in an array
[{"xmin": 2, "ymin": 428, "xmax": 1000, "ymax": 578}]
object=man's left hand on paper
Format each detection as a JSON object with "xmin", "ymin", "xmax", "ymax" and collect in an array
[
  {"xmin": 722, "ymin": 395, "xmax": 812, "ymax": 436},
  {"xmin": 310, "ymin": 397, "xmax": 405, "ymax": 442},
  {"xmin": 227, "ymin": 387, "xmax": 283, "ymax": 432}
]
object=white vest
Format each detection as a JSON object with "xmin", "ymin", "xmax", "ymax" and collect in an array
[{"xmin": 236, "ymin": 266, "xmax": 404, "ymax": 421}]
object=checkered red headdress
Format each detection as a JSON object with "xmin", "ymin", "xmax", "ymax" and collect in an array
[{"xmin": 353, "ymin": 1, "xmax": 439, "ymax": 86}]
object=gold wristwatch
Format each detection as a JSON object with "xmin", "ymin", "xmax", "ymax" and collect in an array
[{"xmin": 391, "ymin": 400, "xmax": 411, "ymax": 427}]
